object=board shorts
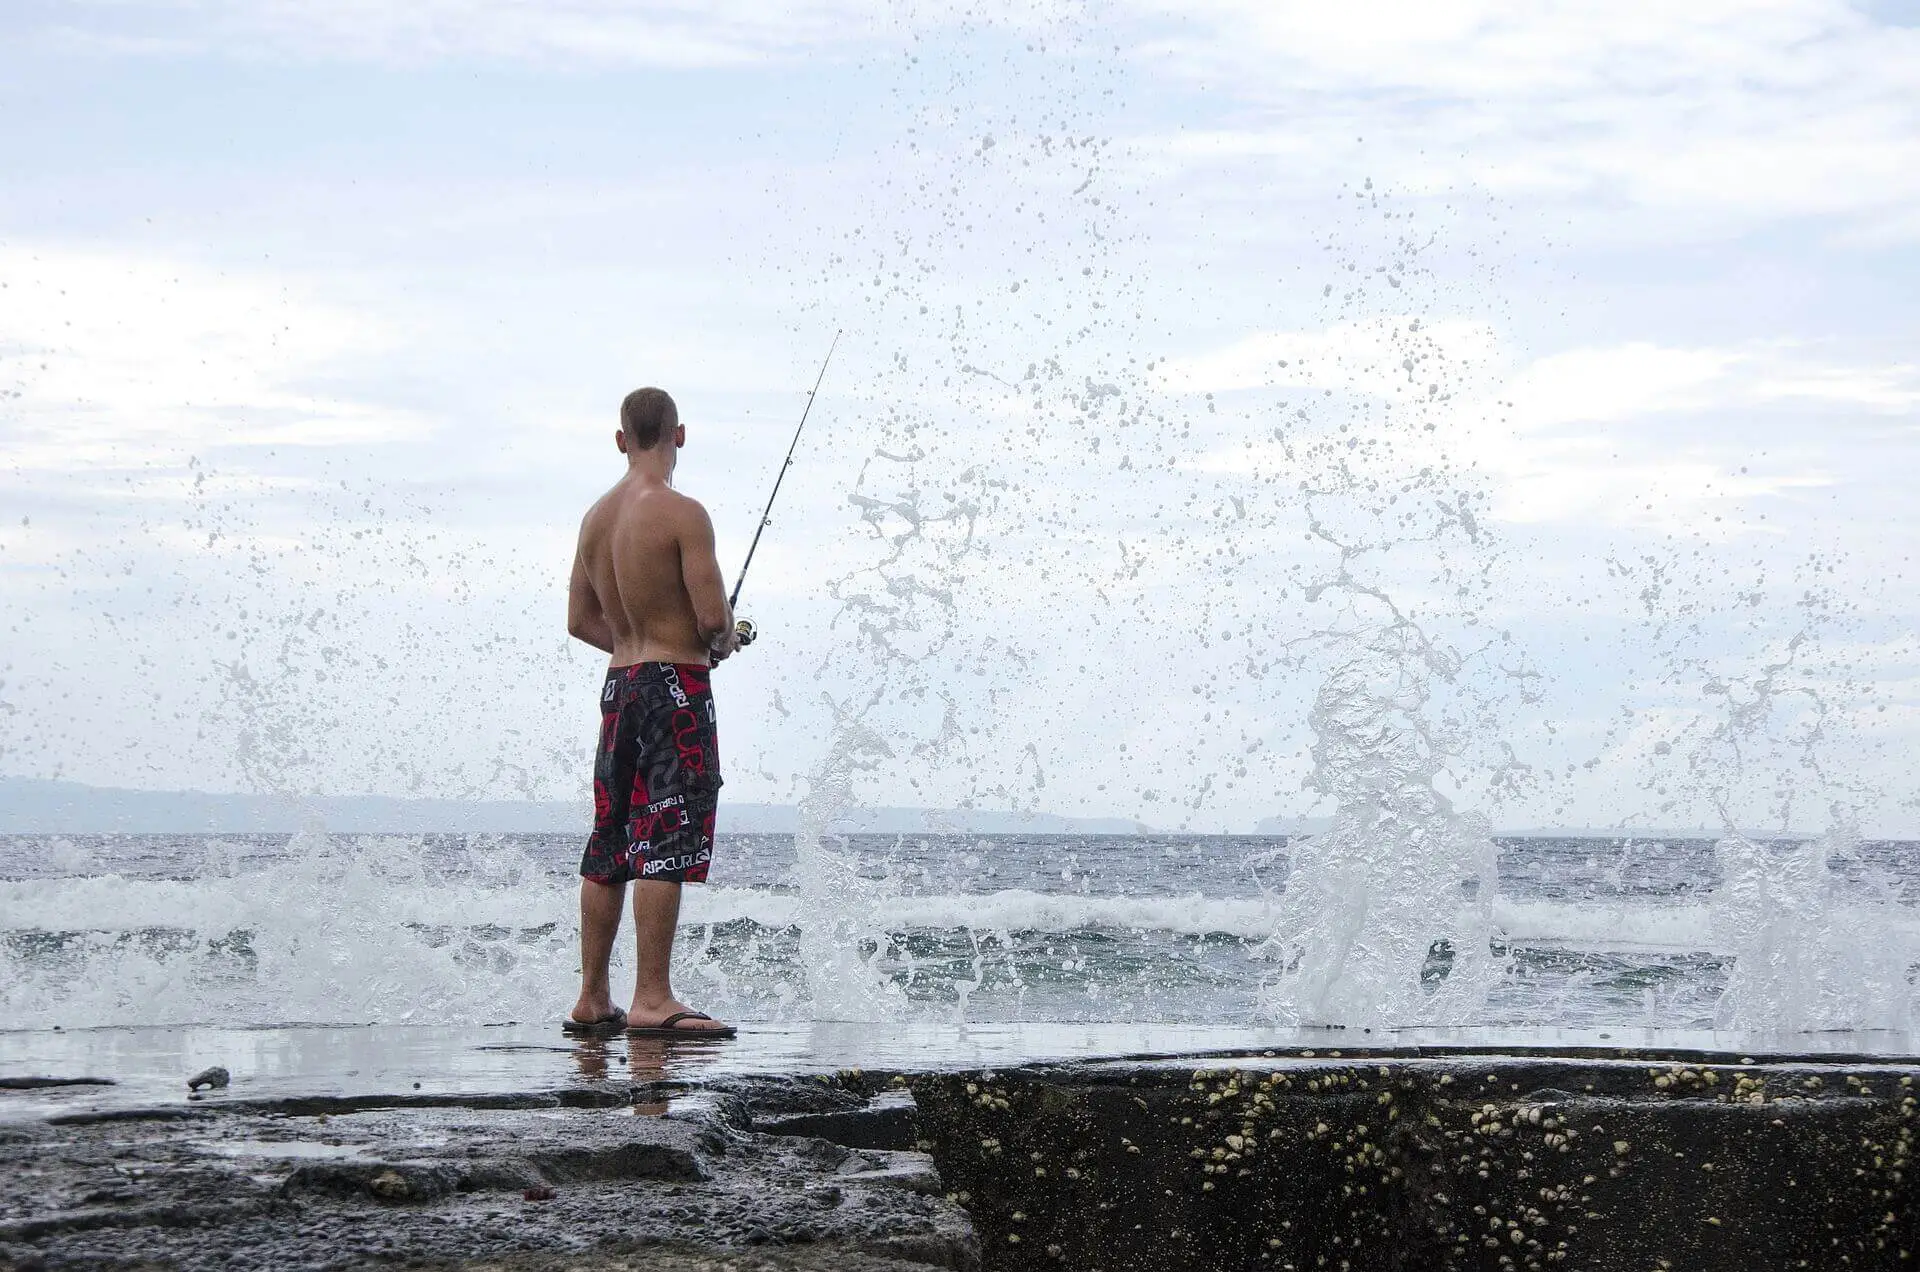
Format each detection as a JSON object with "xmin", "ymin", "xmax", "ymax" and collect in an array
[{"xmin": 579, "ymin": 661, "xmax": 722, "ymax": 886}]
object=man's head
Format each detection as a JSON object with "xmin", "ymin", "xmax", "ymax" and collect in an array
[{"xmin": 617, "ymin": 387, "xmax": 683, "ymax": 458}]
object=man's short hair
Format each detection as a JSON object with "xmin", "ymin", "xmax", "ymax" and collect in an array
[{"xmin": 620, "ymin": 387, "xmax": 678, "ymax": 449}]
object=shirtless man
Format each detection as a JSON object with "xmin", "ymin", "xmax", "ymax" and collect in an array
[{"xmin": 563, "ymin": 387, "xmax": 739, "ymax": 1039}]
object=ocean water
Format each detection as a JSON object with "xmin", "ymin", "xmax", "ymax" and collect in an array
[{"xmin": 4, "ymin": 830, "xmax": 1916, "ymax": 1044}]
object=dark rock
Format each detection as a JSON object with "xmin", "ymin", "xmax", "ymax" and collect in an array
[
  {"xmin": 714, "ymin": 1073, "xmax": 893, "ymax": 1118},
  {"xmin": 28, "ymin": 1048, "xmax": 1902, "ymax": 1272},
  {"xmin": 759, "ymin": 1089, "xmax": 919, "ymax": 1151},
  {"xmin": 283, "ymin": 1161, "xmax": 464, "ymax": 1204},
  {"xmin": 523, "ymin": 1141, "xmax": 705, "ymax": 1184},
  {"xmin": 428, "ymin": 1249, "xmax": 966, "ymax": 1270},
  {"xmin": 2, "ymin": 1080, "xmax": 977, "ymax": 1270},
  {"xmin": 217, "ymin": 1091, "xmax": 563, "ymax": 1116},
  {"xmin": 367, "ymin": 1169, "xmax": 412, "ymax": 1201},
  {"xmin": 911, "ymin": 1051, "xmax": 1920, "ymax": 1272},
  {"xmin": 187, "ymin": 1068, "xmax": 231, "ymax": 1093},
  {"xmin": 44, "ymin": 1107, "xmax": 211, "ymax": 1126},
  {"xmin": 834, "ymin": 1154, "xmax": 942, "ymax": 1196},
  {"xmin": 0, "ymin": 1079, "xmax": 114, "ymax": 1091}
]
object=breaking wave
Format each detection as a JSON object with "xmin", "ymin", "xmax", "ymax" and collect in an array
[{"xmin": 5, "ymin": 831, "xmax": 1914, "ymax": 1034}]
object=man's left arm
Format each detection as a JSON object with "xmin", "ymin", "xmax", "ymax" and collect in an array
[
  {"xmin": 567, "ymin": 546, "xmax": 615, "ymax": 654},
  {"xmin": 676, "ymin": 499, "xmax": 737, "ymax": 663}
]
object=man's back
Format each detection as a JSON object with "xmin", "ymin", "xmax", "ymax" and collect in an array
[{"xmin": 571, "ymin": 471, "xmax": 731, "ymax": 668}]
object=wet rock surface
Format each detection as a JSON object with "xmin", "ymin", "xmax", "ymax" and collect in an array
[
  {"xmin": 442, "ymin": 1248, "xmax": 961, "ymax": 1270},
  {"xmin": 8, "ymin": 1043, "xmax": 1920, "ymax": 1271},
  {"xmin": 910, "ymin": 1047, "xmax": 1920, "ymax": 1272},
  {"xmin": 0, "ymin": 1076, "xmax": 974, "ymax": 1271},
  {"xmin": 0, "ymin": 1080, "xmax": 113, "ymax": 1092}
]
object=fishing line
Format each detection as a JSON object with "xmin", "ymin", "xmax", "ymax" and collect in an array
[{"xmin": 728, "ymin": 329, "xmax": 841, "ymax": 647}]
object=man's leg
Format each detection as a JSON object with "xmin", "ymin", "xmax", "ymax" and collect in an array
[
  {"xmin": 628, "ymin": 879, "xmax": 730, "ymax": 1032},
  {"xmin": 571, "ymin": 878, "xmax": 626, "ymax": 1024}
]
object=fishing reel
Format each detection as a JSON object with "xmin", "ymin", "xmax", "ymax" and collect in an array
[{"xmin": 734, "ymin": 618, "xmax": 757, "ymax": 648}]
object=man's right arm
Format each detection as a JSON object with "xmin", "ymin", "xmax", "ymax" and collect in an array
[
  {"xmin": 677, "ymin": 498, "xmax": 737, "ymax": 660},
  {"xmin": 567, "ymin": 542, "xmax": 616, "ymax": 654}
]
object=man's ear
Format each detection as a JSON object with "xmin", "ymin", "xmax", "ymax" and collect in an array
[
  {"xmin": 674, "ymin": 422, "xmax": 686, "ymax": 449},
  {"xmin": 615, "ymin": 430, "xmax": 629, "ymax": 455}
]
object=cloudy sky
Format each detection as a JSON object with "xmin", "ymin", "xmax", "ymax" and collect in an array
[{"xmin": 1, "ymin": 0, "xmax": 1916, "ymax": 834}]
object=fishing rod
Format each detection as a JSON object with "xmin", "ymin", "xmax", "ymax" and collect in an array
[{"xmin": 727, "ymin": 329, "xmax": 841, "ymax": 649}]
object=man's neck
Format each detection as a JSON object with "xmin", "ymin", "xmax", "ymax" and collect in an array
[{"xmin": 626, "ymin": 449, "xmax": 676, "ymax": 485}]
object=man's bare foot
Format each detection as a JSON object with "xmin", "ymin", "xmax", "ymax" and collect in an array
[
  {"xmin": 570, "ymin": 993, "xmax": 623, "ymax": 1026},
  {"xmin": 628, "ymin": 996, "xmax": 732, "ymax": 1034}
]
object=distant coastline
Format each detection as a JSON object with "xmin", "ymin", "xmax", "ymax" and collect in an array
[
  {"xmin": 0, "ymin": 777, "xmax": 1764, "ymax": 838},
  {"xmin": 0, "ymin": 777, "xmax": 1154, "ymax": 836}
]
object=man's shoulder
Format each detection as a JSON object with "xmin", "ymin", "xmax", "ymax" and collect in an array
[
  {"xmin": 659, "ymin": 486, "xmax": 713, "ymax": 526},
  {"xmin": 578, "ymin": 484, "xmax": 621, "ymax": 531},
  {"xmin": 616, "ymin": 483, "xmax": 712, "ymax": 540}
]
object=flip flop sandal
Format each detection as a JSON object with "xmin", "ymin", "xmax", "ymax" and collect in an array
[
  {"xmin": 626, "ymin": 1011, "xmax": 737, "ymax": 1040},
  {"xmin": 561, "ymin": 1009, "xmax": 629, "ymax": 1037}
]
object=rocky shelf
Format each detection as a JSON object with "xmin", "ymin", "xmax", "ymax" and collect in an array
[{"xmin": 3, "ymin": 1045, "xmax": 1916, "ymax": 1270}]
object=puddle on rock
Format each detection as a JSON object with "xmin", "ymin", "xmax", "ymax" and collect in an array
[{"xmin": 199, "ymin": 1138, "xmax": 372, "ymax": 1161}]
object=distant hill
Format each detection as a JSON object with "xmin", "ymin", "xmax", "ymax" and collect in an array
[
  {"xmin": 1253, "ymin": 813, "xmax": 1749, "ymax": 840},
  {"xmin": 0, "ymin": 777, "xmax": 1150, "ymax": 836},
  {"xmin": 1251, "ymin": 815, "xmax": 1334, "ymax": 836}
]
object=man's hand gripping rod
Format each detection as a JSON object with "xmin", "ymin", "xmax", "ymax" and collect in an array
[{"xmin": 725, "ymin": 330, "xmax": 840, "ymax": 652}]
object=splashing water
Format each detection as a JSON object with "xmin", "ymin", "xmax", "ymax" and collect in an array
[
  {"xmin": 1257, "ymin": 625, "xmax": 1504, "ymax": 1026},
  {"xmin": 0, "ymin": 830, "xmax": 577, "ymax": 1028},
  {"xmin": 8, "ymin": 823, "xmax": 1920, "ymax": 1033},
  {"xmin": 1633, "ymin": 596, "xmax": 1920, "ymax": 1032},
  {"xmin": 793, "ymin": 714, "xmax": 910, "ymax": 1021},
  {"xmin": 780, "ymin": 439, "xmax": 994, "ymax": 1020},
  {"xmin": 1711, "ymin": 820, "xmax": 1919, "ymax": 1033}
]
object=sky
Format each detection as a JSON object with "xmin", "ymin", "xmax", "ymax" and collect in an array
[{"xmin": 1, "ymin": 0, "xmax": 1917, "ymax": 834}]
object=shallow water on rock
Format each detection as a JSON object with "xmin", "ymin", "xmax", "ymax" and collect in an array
[{"xmin": 3, "ymin": 1019, "xmax": 1914, "ymax": 1124}]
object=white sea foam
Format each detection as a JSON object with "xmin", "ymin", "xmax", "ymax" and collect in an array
[
  {"xmin": 1492, "ymin": 899, "xmax": 1716, "ymax": 951},
  {"xmin": 0, "ymin": 830, "xmax": 569, "ymax": 1029},
  {"xmin": 7, "ymin": 825, "xmax": 1916, "ymax": 1031},
  {"xmin": 18, "ymin": 860, "xmax": 1911, "ymax": 955}
]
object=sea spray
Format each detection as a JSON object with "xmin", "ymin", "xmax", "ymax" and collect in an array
[
  {"xmin": 10, "ymin": 828, "xmax": 1920, "ymax": 1030},
  {"xmin": 1616, "ymin": 559, "xmax": 1920, "ymax": 1032},
  {"xmin": 1219, "ymin": 187, "xmax": 1532, "ymax": 1029},
  {"xmin": 1257, "ymin": 624, "xmax": 1503, "ymax": 1026},
  {"xmin": 772, "ymin": 161, "xmax": 1537, "ymax": 1028},
  {"xmin": 1711, "ymin": 820, "xmax": 1918, "ymax": 1033},
  {"xmin": 0, "ymin": 832, "xmax": 578, "ymax": 1028},
  {"xmin": 792, "ymin": 713, "xmax": 910, "ymax": 1020},
  {"xmin": 781, "ymin": 441, "xmax": 994, "ymax": 1019}
]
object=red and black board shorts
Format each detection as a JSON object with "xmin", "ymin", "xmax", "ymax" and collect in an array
[{"xmin": 579, "ymin": 661, "xmax": 722, "ymax": 886}]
